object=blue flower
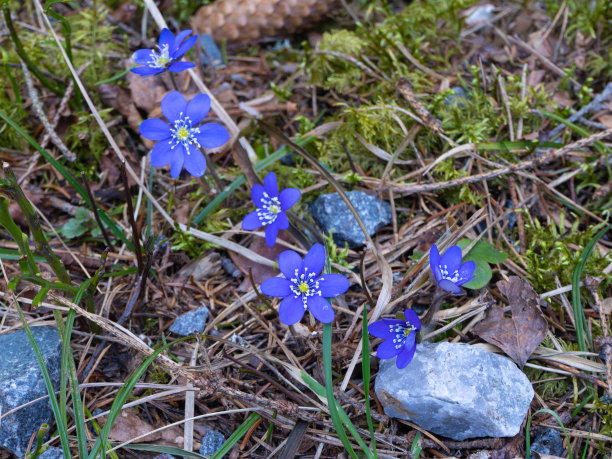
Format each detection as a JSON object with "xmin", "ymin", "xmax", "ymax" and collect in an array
[
  {"xmin": 368, "ymin": 309, "xmax": 421, "ymax": 369},
  {"xmin": 131, "ymin": 28, "xmax": 198, "ymax": 76},
  {"xmin": 260, "ymin": 243, "xmax": 350, "ymax": 325},
  {"xmin": 241, "ymin": 172, "xmax": 300, "ymax": 247},
  {"xmin": 139, "ymin": 91, "xmax": 230, "ymax": 178},
  {"xmin": 429, "ymin": 244, "xmax": 475, "ymax": 294}
]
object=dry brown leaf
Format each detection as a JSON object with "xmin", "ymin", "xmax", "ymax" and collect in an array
[
  {"xmin": 102, "ymin": 409, "xmax": 183, "ymax": 446},
  {"xmin": 473, "ymin": 276, "xmax": 548, "ymax": 368},
  {"xmin": 230, "ymin": 233, "xmax": 290, "ymax": 291}
]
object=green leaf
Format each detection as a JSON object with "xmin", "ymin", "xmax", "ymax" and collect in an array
[
  {"xmin": 456, "ymin": 239, "xmax": 507, "ymax": 289},
  {"xmin": 58, "ymin": 208, "xmax": 94, "ymax": 239}
]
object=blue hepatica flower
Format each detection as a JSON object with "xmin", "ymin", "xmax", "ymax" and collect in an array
[
  {"xmin": 242, "ymin": 172, "xmax": 300, "ymax": 247},
  {"xmin": 429, "ymin": 244, "xmax": 476, "ymax": 294},
  {"xmin": 368, "ymin": 309, "xmax": 421, "ymax": 369},
  {"xmin": 139, "ymin": 91, "xmax": 229, "ymax": 178},
  {"xmin": 131, "ymin": 28, "xmax": 197, "ymax": 76},
  {"xmin": 260, "ymin": 243, "xmax": 349, "ymax": 325}
]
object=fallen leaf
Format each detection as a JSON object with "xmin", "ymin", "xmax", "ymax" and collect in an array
[
  {"xmin": 473, "ymin": 276, "xmax": 547, "ymax": 368},
  {"xmin": 230, "ymin": 233, "xmax": 290, "ymax": 292},
  {"xmin": 101, "ymin": 409, "xmax": 183, "ymax": 446}
]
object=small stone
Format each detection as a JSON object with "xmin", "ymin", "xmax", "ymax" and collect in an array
[
  {"xmin": 200, "ymin": 34, "xmax": 224, "ymax": 68},
  {"xmin": 229, "ymin": 333, "xmax": 249, "ymax": 347},
  {"xmin": 153, "ymin": 454, "xmax": 176, "ymax": 459},
  {"xmin": 221, "ymin": 257, "xmax": 241, "ymax": 278},
  {"xmin": 443, "ymin": 86, "xmax": 468, "ymax": 108},
  {"xmin": 530, "ymin": 428, "xmax": 565, "ymax": 457},
  {"xmin": 39, "ymin": 446, "xmax": 65, "ymax": 459},
  {"xmin": 199, "ymin": 430, "xmax": 225, "ymax": 456},
  {"xmin": 0, "ymin": 327, "xmax": 62, "ymax": 457},
  {"xmin": 169, "ymin": 307, "xmax": 210, "ymax": 336},
  {"xmin": 309, "ymin": 191, "xmax": 392, "ymax": 248},
  {"xmin": 375, "ymin": 342, "xmax": 534, "ymax": 440}
]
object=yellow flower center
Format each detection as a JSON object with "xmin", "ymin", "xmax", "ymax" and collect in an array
[
  {"xmin": 176, "ymin": 127, "xmax": 189, "ymax": 141},
  {"xmin": 269, "ymin": 204, "xmax": 281, "ymax": 215},
  {"xmin": 298, "ymin": 282, "xmax": 309, "ymax": 293},
  {"xmin": 158, "ymin": 54, "xmax": 169, "ymax": 67}
]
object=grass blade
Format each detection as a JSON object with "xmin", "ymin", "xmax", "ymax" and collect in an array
[
  {"xmin": 210, "ymin": 412, "xmax": 261, "ymax": 459},
  {"xmin": 361, "ymin": 308, "xmax": 377, "ymax": 457},
  {"xmin": 571, "ymin": 222, "xmax": 611, "ymax": 352}
]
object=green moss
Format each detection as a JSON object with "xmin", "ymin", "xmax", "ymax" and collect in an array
[
  {"xmin": 522, "ymin": 217, "xmax": 612, "ymax": 293},
  {"xmin": 524, "ymin": 336, "xmax": 576, "ymax": 399},
  {"xmin": 309, "ymin": 30, "xmax": 368, "ymax": 92}
]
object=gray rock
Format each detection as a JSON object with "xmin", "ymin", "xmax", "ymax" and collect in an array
[
  {"xmin": 39, "ymin": 446, "xmax": 65, "ymax": 458},
  {"xmin": 0, "ymin": 327, "xmax": 62, "ymax": 457},
  {"xmin": 310, "ymin": 191, "xmax": 392, "ymax": 248},
  {"xmin": 531, "ymin": 428, "xmax": 565, "ymax": 457},
  {"xmin": 199, "ymin": 430, "xmax": 225, "ymax": 456},
  {"xmin": 375, "ymin": 342, "xmax": 534, "ymax": 440},
  {"xmin": 169, "ymin": 307, "xmax": 210, "ymax": 336},
  {"xmin": 153, "ymin": 454, "xmax": 176, "ymax": 459}
]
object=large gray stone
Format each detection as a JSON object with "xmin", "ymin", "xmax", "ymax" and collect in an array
[
  {"xmin": 309, "ymin": 191, "xmax": 392, "ymax": 248},
  {"xmin": 375, "ymin": 342, "xmax": 533, "ymax": 440},
  {"xmin": 0, "ymin": 327, "xmax": 62, "ymax": 456}
]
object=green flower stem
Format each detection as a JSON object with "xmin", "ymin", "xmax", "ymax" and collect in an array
[
  {"xmin": 362, "ymin": 308, "xmax": 378, "ymax": 457},
  {"xmin": 323, "ymin": 322, "xmax": 358, "ymax": 458},
  {"xmin": 1, "ymin": 164, "xmax": 71, "ymax": 284}
]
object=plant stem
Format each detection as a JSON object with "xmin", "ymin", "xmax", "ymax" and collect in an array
[
  {"xmin": 323, "ymin": 322, "xmax": 357, "ymax": 458},
  {"xmin": 169, "ymin": 72, "xmax": 179, "ymax": 90},
  {"xmin": 2, "ymin": 164, "xmax": 71, "ymax": 284}
]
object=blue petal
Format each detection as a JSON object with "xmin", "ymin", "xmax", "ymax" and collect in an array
[
  {"xmin": 195, "ymin": 123, "xmax": 230, "ymax": 148},
  {"xmin": 139, "ymin": 118, "xmax": 171, "ymax": 140},
  {"xmin": 429, "ymin": 244, "xmax": 442, "ymax": 282},
  {"xmin": 261, "ymin": 277, "xmax": 292, "ymax": 297},
  {"xmin": 168, "ymin": 61, "xmax": 195, "ymax": 73},
  {"xmin": 251, "ymin": 184, "xmax": 266, "ymax": 208},
  {"xmin": 184, "ymin": 143, "xmax": 207, "ymax": 177},
  {"xmin": 242, "ymin": 210, "xmax": 263, "ymax": 231},
  {"xmin": 395, "ymin": 343, "xmax": 416, "ymax": 369},
  {"xmin": 150, "ymin": 139, "xmax": 174, "ymax": 167},
  {"xmin": 317, "ymin": 274, "xmax": 349, "ymax": 297},
  {"xmin": 158, "ymin": 28, "xmax": 175, "ymax": 51},
  {"xmin": 376, "ymin": 338, "xmax": 402, "ymax": 359},
  {"xmin": 172, "ymin": 35, "xmax": 198, "ymax": 59},
  {"xmin": 169, "ymin": 145, "xmax": 186, "ymax": 178},
  {"xmin": 276, "ymin": 212, "xmax": 289, "ymax": 230},
  {"xmin": 403, "ymin": 308, "xmax": 421, "ymax": 331},
  {"xmin": 368, "ymin": 319, "xmax": 405, "ymax": 339},
  {"xmin": 131, "ymin": 66, "xmax": 164, "ymax": 76},
  {"xmin": 278, "ymin": 250, "xmax": 303, "ymax": 279},
  {"xmin": 440, "ymin": 245, "xmax": 462, "ymax": 274},
  {"xmin": 185, "ymin": 94, "xmax": 211, "ymax": 125},
  {"xmin": 456, "ymin": 261, "xmax": 476, "ymax": 286},
  {"xmin": 172, "ymin": 30, "xmax": 193, "ymax": 52},
  {"xmin": 303, "ymin": 243, "xmax": 325, "ymax": 276},
  {"xmin": 263, "ymin": 172, "xmax": 278, "ymax": 197},
  {"xmin": 265, "ymin": 220, "xmax": 280, "ymax": 247},
  {"xmin": 306, "ymin": 296, "xmax": 334, "ymax": 323},
  {"xmin": 437, "ymin": 278, "xmax": 461, "ymax": 294},
  {"xmin": 279, "ymin": 188, "xmax": 300, "ymax": 210},
  {"xmin": 278, "ymin": 295, "xmax": 305, "ymax": 325},
  {"xmin": 132, "ymin": 49, "xmax": 154, "ymax": 65},
  {"xmin": 161, "ymin": 91, "xmax": 187, "ymax": 123}
]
